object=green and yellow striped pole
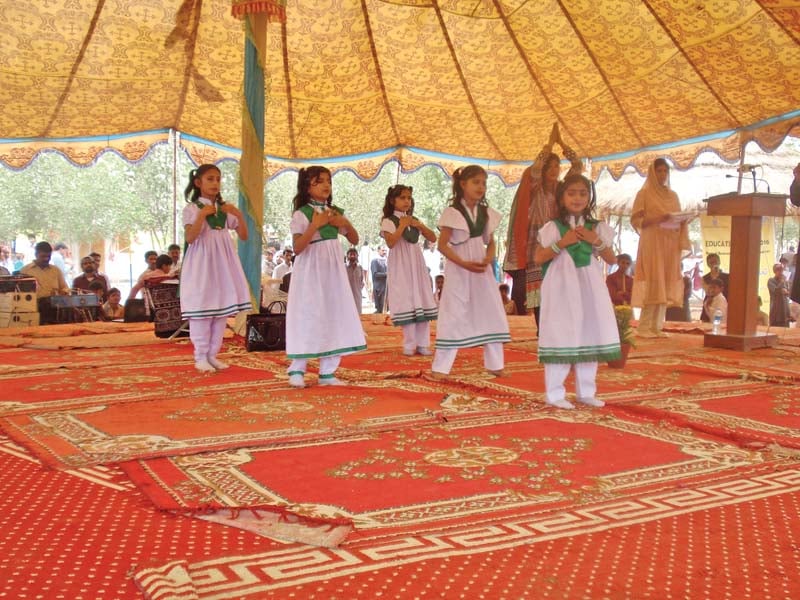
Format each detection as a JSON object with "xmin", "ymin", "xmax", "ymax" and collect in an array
[{"xmin": 231, "ymin": 0, "xmax": 286, "ymax": 308}]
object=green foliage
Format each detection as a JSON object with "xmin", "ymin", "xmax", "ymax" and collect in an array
[
  {"xmin": 0, "ymin": 146, "xmax": 179, "ymax": 250},
  {"xmin": 263, "ymin": 169, "xmax": 297, "ymax": 248},
  {"xmin": 0, "ymin": 153, "xmax": 517, "ymax": 258}
]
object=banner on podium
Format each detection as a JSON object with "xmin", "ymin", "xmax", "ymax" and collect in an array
[{"xmin": 700, "ymin": 215, "xmax": 775, "ymax": 313}]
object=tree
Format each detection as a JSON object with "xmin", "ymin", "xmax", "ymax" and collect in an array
[{"xmin": 0, "ymin": 146, "xmax": 179, "ymax": 250}]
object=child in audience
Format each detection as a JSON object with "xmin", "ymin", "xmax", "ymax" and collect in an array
[
  {"xmin": 534, "ymin": 173, "xmax": 620, "ymax": 409},
  {"xmin": 285, "ymin": 166, "xmax": 366, "ymax": 387},
  {"xmin": 702, "ymin": 277, "xmax": 728, "ymax": 325},
  {"xmin": 102, "ymin": 287, "xmax": 125, "ymax": 321},
  {"xmin": 88, "ymin": 280, "xmax": 106, "ymax": 304},
  {"xmin": 380, "ymin": 185, "xmax": 438, "ymax": 355},
  {"xmin": 432, "ymin": 165, "xmax": 510, "ymax": 377},
  {"xmin": 499, "ymin": 284, "xmax": 516, "ymax": 315},
  {"xmin": 181, "ymin": 164, "xmax": 252, "ymax": 372},
  {"xmin": 606, "ymin": 253, "xmax": 633, "ymax": 306}
]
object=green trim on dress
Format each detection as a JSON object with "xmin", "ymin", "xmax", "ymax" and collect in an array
[
  {"xmin": 286, "ymin": 343, "xmax": 367, "ymax": 359},
  {"xmin": 538, "ymin": 342, "xmax": 621, "ymax": 364},
  {"xmin": 435, "ymin": 332, "xmax": 511, "ymax": 348},
  {"xmin": 390, "ymin": 307, "xmax": 438, "ymax": 326}
]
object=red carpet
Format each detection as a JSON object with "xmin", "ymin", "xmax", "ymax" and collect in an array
[
  {"xmin": 0, "ymin": 317, "xmax": 799, "ymax": 599},
  {"xmin": 122, "ymin": 409, "xmax": 754, "ymax": 531},
  {"xmin": 132, "ymin": 462, "xmax": 800, "ymax": 599},
  {"xmin": 616, "ymin": 383, "xmax": 800, "ymax": 450},
  {"xmin": 0, "ymin": 435, "xmax": 285, "ymax": 600}
]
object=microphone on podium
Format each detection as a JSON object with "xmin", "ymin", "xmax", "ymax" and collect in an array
[{"xmin": 725, "ymin": 174, "xmax": 771, "ymax": 193}]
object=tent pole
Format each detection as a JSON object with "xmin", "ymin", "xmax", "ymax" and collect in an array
[
  {"xmin": 237, "ymin": 11, "xmax": 268, "ymax": 311},
  {"xmin": 171, "ymin": 128, "xmax": 179, "ymax": 244}
]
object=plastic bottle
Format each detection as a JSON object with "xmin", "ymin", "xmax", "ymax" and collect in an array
[{"xmin": 712, "ymin": 309, "xmax": 723, "ymax": 334}]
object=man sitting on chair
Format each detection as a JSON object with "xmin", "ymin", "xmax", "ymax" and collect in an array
[
  {"xmin": 21, "ymin": 241, "xmax": 71, "ymax": 324},
  {"xmin": 72, "ymin": 256, "xmax": 109, "ymax": 301}
]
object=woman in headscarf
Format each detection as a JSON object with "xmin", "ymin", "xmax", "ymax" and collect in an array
[
  {"xmin": 502, "ymin": 123, "xmax": 582, "ymax": 325},
  {"xmin": 630, "ymin": 158, "xmax": 691, "ymax": 337}
]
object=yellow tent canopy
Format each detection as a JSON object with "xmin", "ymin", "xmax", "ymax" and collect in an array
[{"xmin": 1, "ymin": 0, "xmax": 799, "ymax": 181}]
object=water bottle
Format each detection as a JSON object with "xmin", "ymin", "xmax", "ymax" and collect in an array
[{"xmin": 712, "ymin": 309, "xmax": 723, "ymax": 334}]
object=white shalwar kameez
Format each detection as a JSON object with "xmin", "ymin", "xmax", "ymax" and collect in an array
[
  {"xmin": 181, "ymin": 198, "xmax": 252, "ymax": 364},
  {"xmin": 381, "ymin": 212, "xmax": 438, "ymax": 353},
  {"xmin": 537, "ymin": 219, "xmax": 620, "ymax": 404},
  {"xmin": 433, "ymin": 202, "xmax": 510, "ymax": 374},
  {"xmin": 285, "ymin": 208, "xmax": 366, "ymax": 378}
]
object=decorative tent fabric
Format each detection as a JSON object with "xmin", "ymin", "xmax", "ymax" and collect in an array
[{"xmin": 1, "ymin": 1, "xmax": 799, "ymax": 179}]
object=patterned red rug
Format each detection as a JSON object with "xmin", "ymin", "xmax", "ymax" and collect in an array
[
  {"xmin": 3, "ymin": 320, "xmax": 800, "ymax": 599},
  {"xmin": 0, "ymin": 374, "xmax": 449, "ymax": 469},
  {"xmin": 0, "ymin": 435, "xmax": 284, "ymax": 600},
  {"xmin": 132, "ymin": 461, "xmax": 800, "ymax": 599},
  {"xmin": 617, "ymin": 383, "xmax": 800, "ymax": 450},
  {"xmin": 120, "ymin": 408, "xmax": 776, "ymax": 532}
]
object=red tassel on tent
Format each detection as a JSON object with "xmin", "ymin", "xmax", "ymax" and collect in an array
[{"xmin": 231, "ymin": 0, "xmax": 287, "ymax": 21}]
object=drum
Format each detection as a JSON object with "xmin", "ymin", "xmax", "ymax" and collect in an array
[{"xmin": 145, "ymin": 282, "xmax": 186, "ymax": 338}]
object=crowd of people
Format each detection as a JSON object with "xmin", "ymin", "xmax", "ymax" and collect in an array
[
  {"xmin": 3, "ymin": 136, "xmax": 799, "ymax": 408},
  {"xmin": 0, "ymin": 238, "xmax": 184, "ymax": 324}
]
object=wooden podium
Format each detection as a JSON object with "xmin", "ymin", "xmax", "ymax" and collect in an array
[{"xmin": 703, "ymin": 192, "xmax": 786, "ymax": 351}]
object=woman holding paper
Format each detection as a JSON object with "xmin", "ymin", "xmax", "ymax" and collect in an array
[{"xmin": 630, "ymin": 158, "xmax": 692, "ymax": 337}]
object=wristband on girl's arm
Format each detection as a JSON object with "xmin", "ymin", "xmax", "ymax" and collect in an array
[{"xmin": 550, "ymin": 242, "xmax": 562, "ymax": 254}]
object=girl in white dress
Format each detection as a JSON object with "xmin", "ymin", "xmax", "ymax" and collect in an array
[
  {"xmin": 181, "ymin": 164, "xmax": 252, "ymax": 372},
  {"xmin": 285, "ymin": 166, "xmax": 366, "ymax": 388},
  {"xmin": 533, "ymin": 174, "xmax": 620, "ymax": 409},
  {"xmin": 380, "ymin": 185, "xmax": 438, "ymax": 356},
  {"xmin": 432, "ymin": 165, "xmax": 511, "ymax": 377}
]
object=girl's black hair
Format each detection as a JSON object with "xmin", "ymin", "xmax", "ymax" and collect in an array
[
  {"xmin": 555, "ymin": 173, "xmax": 598, "ymax": 225},
  {"xmin": 450, "ymin": 165, "xmax": 488, "ymax": 206},
  {"xmin": 542, "ymin": 152, "xmax": 561, "ymax": 175},
  {"xmin": 293, "ymin": 166, "xmax": 333, "ymax": 212},
  {"xmin": 184, "ymin": 164, "xmax": 221, "ymax": 203},
  {"xmin": 382, "ymin": 185, "xmax": 414, "ymax": 219}
]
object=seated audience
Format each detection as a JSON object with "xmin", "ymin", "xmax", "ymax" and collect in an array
[
  {"xmin": 128, "ymin": 254, "xmax": 174, "ymax": 299},
  {"xmin": 271, "ymin": 247, "xmax": 293, "ymax": 290},
  {"xmin": 167, "ymin": 244, "xmax": 182, "ymax": 277},
  {"xmin": 702, "ymin": 278, "xmax": 728, "ymax": 324},
  {"xmin": 128, "ymin": 251, "xmax": 162, "ymax": 299},
  {"xmin": 102, "ymin": 287, "xmax": 125, "ymax": 321},
  {"xmin": 89, "ymin": 252, "xmax": 112, "ymax": 288},
  {"xmin": 499, "ymin": 284, "xmax": 516, "ymax": 315},
  {"xmin": 702, "ymin": 253, "xmax": 729, "ymax": 294},
  {"xmin": 72, "ymin": 256, "xmax": 109, "ymax": 300},
  {"xmin": 606, "ymin": 253, "xmax": 633, "ymax": 306}
]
